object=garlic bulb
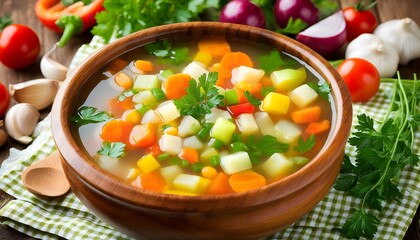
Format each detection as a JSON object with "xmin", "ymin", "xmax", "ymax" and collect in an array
[
  {"xmin": 5, "ymin": 103, "xmax": 40, "ymax": 144},
  {"xmin": 41, "ymin": 43, "xmax": 68, "ymax": 81},
  {"xmin": 373, "ymin": 18, "xmax": 420, "ymax": 65},
  {"xmin": 9, "ymin": 79, "xmax": 61, "ymax": 110},
  {"xmin": 345, "ymin": 33, "xmax": 399, "ymax": 78}
]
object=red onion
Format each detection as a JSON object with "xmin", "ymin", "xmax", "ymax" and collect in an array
[
  {"xmin": 274, "ymin": 0, "xmax": 319, "ymax": 28},
  {"xmin": 219, "ymin": 0, "xmax": 266, "ymax": 28},
  {"xmin": 296, "ymin": 11, "xmax": 347, "ymax": 57}
]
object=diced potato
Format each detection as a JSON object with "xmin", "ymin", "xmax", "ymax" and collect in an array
[
  {"xmin": 134, "ymin": 75, "xmax": 160, "ymax": 90},
  {"xmin": 126, "ymin": 168, "xmax": 141, "ymax": 181},
  {"xmin": 205, "ymin": 108, "xmax": 231, "ymax": 123},
  {"xmin": 182, "ymin": 61, "xmax": 209, "ymax": 80},
  {"xmin": 261, "ymin": 153, "xmax": 295, "ymax": 179},
  {"xmin": 231, "ymin": 66, "xmax": 265, "ymax": 85},
  {"xmin": 193, "ymin": 51, "xmax": 213, "ymax": 66},
  {"xmin": 159, "ymin": 134, "xmax": 182, "ymax": 155},
  {"xmin": 132, "ymin": 90, "xmax": 157, "ymax": 105},
  {"xmin": 210, "ymin": 117, "xmax": 236, "ymax": 144},
  {"xmin": 289, "ymin": 84, "xmax": 318, "ymax": 108},
  {"xmin": 253, "ymin": 112, "xmax": 275, "ymax": 136},
  {"xmin": 155, "ymin": 100, "xmax": 180, "ymax": 122},
  {"xmin": 160, "ymin": 165, "xmax": 183, "ymax": 184},
  {"xmin": 178, "ymin": 116, "xmax": 202, "ymax": 137},
  {"xmin": 261, "ymin": 92, "xmax": 290, "ymax": 115},
  {"xmin": 141, "ymin": 110, "xmax": 161, "ymax": 124},
  {"xmin": 172, "ymin": 174, "xmax": 211, "ymax": 194},
  {"xmin": 137, "ymin": 154, "xmax": 161, "ymax": 174},
  {"xmin": 275, "ymin": 119, "xmax": 302, "ymax": 143},
  {"xmin": 236, "ymin": 113, "xmax": 260, "ymax": 136},
  {"xmin": 183, "ymin": 136, "xmax": 204, "ymax": 150},
  {"xmin": 220, "ymin": 152, "xmax": 252, "ymax": 175},
  {"xmin": 270, "ymin": 67, "xmax": 306, "ymax": 92}
]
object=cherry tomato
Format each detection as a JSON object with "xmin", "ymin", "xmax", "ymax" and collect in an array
[
  {"xmin": 0, "ymin": 24, "xmax": 41, "ymax": 69},
  {"xmin": 337, "ymin": 58, "xmax": 380, "ymax": 102},
  {"xmin": 0, "ymin": 82, "xmax": 10, "ymax": 117},
  {"xmin": 342, "ymin": 7, "xmax": 378, "ymax": 42}
]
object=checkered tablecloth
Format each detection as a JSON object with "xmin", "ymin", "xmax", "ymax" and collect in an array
[{"xmin": 0, "ymin": 36, "xmax": 419, "ymax": 240}]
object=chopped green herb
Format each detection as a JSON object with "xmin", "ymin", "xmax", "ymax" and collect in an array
[
  {"xmin": 276, "ymin": 18, "xmax": 308, "ymax": 35},
  {"xmin": 145, "ymin": 40, "xmax": 189, "ymax": 65},
  {"xmin": 98, "ymin": 142, "xmax": 126, "ymax": 158},
  {"xmin": 71, "ymin": 106, "xmax": 111, "ymax": 126},
  {"xmin": 244, "ymin": 91, "xmax": 261, "ymax": 107},
  {"xmin": 308, "ymin": 81, "xmax": 331, "ymax": 100},
  {"xmin": 258, "ymin": 50, "xmax": 295, "ymax": 73},
  {"xmin": 173, "ymin": 72, "xmax": 224, "ymax": 120},
  {"xmin": 293, "ymin": 135, "xmax": 316, "ymax": 153},
  {"xmin": 261, "ymin": 86, "xmax": 275, "ymax": 97}
]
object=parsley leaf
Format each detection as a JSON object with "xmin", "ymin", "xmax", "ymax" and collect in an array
[
  {"xmin": 276, "ymin": 18, "xmax": 308, "ymax": 35},
  {"xmin": 145, "ymin": 40, "xmax": 189, "ymax": 65},
  {"xmin": 71, "ymin": 106, "xmax": 111, "ymax": 126},
  {"xmin": 98, "ymin": 142, "xmax": 126, "ymax": 158},
  {"xmin": 244, "ymin": 91, "xmax": 261, "ymax": 106},
  {"xmin": 293, "ymin": 135, "xmax": 316, "ymax": 153},
  {"xmin": 308, "ymin": 81, "xmax": 331, "ymax": 100},
  {"xmin": 258, "ymin": 50, "xmax": 296, "ymax": 73},
  {"xmin": 341, "ymin": 208, "xmax": 379, "ymax": 239},
  {"xmin": 173, "ymin": 72, "xmax": 224, "ymax": 120}
]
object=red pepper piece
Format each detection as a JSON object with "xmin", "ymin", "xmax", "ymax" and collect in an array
[{"xmin": 227, "ymin": 102, "xmax": 255, "ymax": 118}]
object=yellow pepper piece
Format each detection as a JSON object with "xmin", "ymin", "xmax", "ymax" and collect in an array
[
  {"xmin": 261, "ymin": 92, "xmax": 290, "ymax": 115},
  {"xmin": 193, "ymin": 51, "xmax": 213, "ymax": 66},
  {"xmin": 137, "ymin": 154, "xmax": 161, "ymax": 174}
]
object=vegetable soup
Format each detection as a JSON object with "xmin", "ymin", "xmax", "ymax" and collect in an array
[{"xmin": 71, "ymin": 38, "xmax": 334, "ymax": 196}]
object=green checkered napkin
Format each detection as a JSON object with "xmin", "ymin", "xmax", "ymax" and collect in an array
[{"xmin": 0, "ymin": 36, "xmax": 419, "ymax": 240}]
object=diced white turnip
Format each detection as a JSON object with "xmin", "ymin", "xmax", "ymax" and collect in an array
[
  {"xmin": 220, "ymin": 151, "xmax": 252, "ymax": 174},
  {"xmin": 141, "ymin": 110, "xmax": 161, "ymax": 124},
  {"xmin": 253, "ymin": 112, "xmax": 275, "ymax": 136},
  {"xmin": 178, "ymin": 116, "xmax": 202, "ymax": 137},
  {"xmin": 182, "ymin": 61, "xmax": 209, "ymax": 80},
  {"xmin": 159, "ymin": 134, "xmax": 182, "ymax": 155},
  {"xmin": 260, "ymin": 153, "xmax": 295, "ymax": 179},
  {"xmin": 160, "ymin": 165, "xmax": 183, "ymax": 184},
  {"xmin": 274, "ymin": 119, "xmax": 302, "ymax": 143},
  {"xmin": 205, "ymin": 108, "xmax": 231, "ymax": 123},
  {"xmin": 155, "ymin": 100, "xmax": 180, "ymax": 122},
  {"xmin": 289, "ymin": 84, "xmax": 318, "ymax": 108},
  {"xmin": 231, "ymin": 66, "xmax": 265, "ymax": 85},
  {"xmin": 183, "ymin": 135, "xmax": 204, "ymax": 150},
  {"xmin": 236, "ymin": 113, "xmax": 260, "ymax": 136}
]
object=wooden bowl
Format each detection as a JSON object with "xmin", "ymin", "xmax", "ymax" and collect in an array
[{"xmin": 51, "ymin": 22, "xmax": 352, "ymax": 240}]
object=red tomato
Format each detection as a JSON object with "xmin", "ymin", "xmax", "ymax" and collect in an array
[
  {"xmin": 342, "ymin": 7, "xmax": 378, "ymax": 42},
  {"xmin": 0, "ymin": 82, "xmax": 10, "ymax": 117},
  {"xmin": 337, "ymin": 58, "xmax": 380, "ymax": 102},
  {"xmin": 0, "ymin": 24, "xmax": 41, "ymax": 69}
]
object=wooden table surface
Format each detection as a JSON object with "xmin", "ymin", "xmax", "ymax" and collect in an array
[{"xmin": 0, "ymin": 0, "xmax": 419, "ymax": 239}]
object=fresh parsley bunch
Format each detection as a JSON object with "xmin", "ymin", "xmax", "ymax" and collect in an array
[{"xmin": 334, "ymin": 73, "xmax": 420, "ymax": 239}]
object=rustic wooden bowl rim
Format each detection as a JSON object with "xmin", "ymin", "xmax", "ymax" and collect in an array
[{"xmin": 51, "ymin": 22, "xmax": 352, "ymax": 212}]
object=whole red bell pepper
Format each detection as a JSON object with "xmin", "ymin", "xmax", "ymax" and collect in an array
[{"xmin": 35, "ymin": 0, "xmax": 104, "ymax": 46}]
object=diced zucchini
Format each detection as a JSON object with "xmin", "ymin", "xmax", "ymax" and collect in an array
[
  {"xmin": 182, "ymin": 61, "xmax": 209, "ymax": 80},
  {"xmin": 205, "ymin": 108, "xmax": 232, "ymax": 123},
  {"xmin": 253, "ymin": 112, "xmax": 275, "ymax": 136},
  {"xmin": 160, "ymin": 165, "xmax": 183, "ymax": 184},
  {"xmin": 270, "ymin": 67, "xmax": 306, "ymax": 92},
  {"xmin": 158, "ymin": 69, "xmax": 174, "ymax": 81},
  {"xmin": 207, "ymin": 138, "xmax": 224, "ymax": 149},
  {"xmin": 261, "ymin": 92, "xmax": 290, "ymax": 115},
  {"xmin": 137, "ymin": 154, "xmax": 161, "ymax": 174},
  {"xmin": 231, "ymin": 66, "xmax": 265, "ymax": 85},
  {"xmin": 178, "ymin": 116, "xmax": 202, "ymax": 137},
  {"xmin": 98, "ymin": 154, "xmax": 118, "ymax": 171},
  {"xmin": 289, "ymin": 84, "xmax": 318, "ymax": 108},
  {"xmin": 155, "ymin": 100, "xmax": 181, "ymax": 122},
  {"xmin": 200, "ymin": 147, "xmax": 219, "ymax": 164},
  {"xmin": 225, "ymin": 89, "xmax": 240, "ymax": 105},
  {"xmin": 210, "ymin": 117, "xmax": 236, "ymax": 144},
  {"xmin": 133, "ymin": 75, "xmax": 160, "ymax": 90},
  {"xmin": 183, "ymin": 136, "xmax": 204, "ymax": 150},
  {"xmin": 261, "ymin": 153, "xmax": 294, "ymax": 179},
  {"xmin": 274, "ymin": 119, "xmax": 302, "ymax": 143},
  {"xmin": 235, "ymin": 113, "xmax": 260, "ymax": 136},
  {"xmin": 141, "ymin": 110, "xmax": 161, "ymax": 124},
  {"xmin": 159, "ymin": 134, "xmax": 182, "ymax": 155},
  {"xmin": 172, "ymin": 173, "xmax": 211, "ymax": 194},
  {"xmin": 132, "ymin": 90, "xmax": 157, "ymax": 105},
  {"xmin": 220, "ymin": 151, "xmax": 252, "ymax": 175}
]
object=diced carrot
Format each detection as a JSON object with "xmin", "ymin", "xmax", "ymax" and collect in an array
[
  {"xmin": 235, "ymin": 81, "xmax": 262, "ymax": 99},
  {"xmin": 304, "ymin": 119, "xmax": 330, "ymax": 137},
  {"xmin": 164, "ymin": 73, "xmax": 191, "ymax": 99},
  {"xmin": 109, "ymin": 97, "xmax": 135, "ymax": 118},
  {"xmin": 134, "ymin": 60, "xmax": 154, "ymax": 72},
  {"xmin": 140, "ymin": 171, "xmax": 167, "ymax": 192},
  {"xmin": 108, "ymin": 58, "xmax": 128, "ymax": 75},
  {"xmin": 100, "ymin": 119, "xmax": 135, "ymax": 144},
  {"xmin": 205, "ymin": 172, "xmax": 234, "ymax": 195},
  {"xmin": 178, "ymin": 147, "xmax": 199, "ymax": 164},
  {"xmin": 209, "ymin": 63, "xmax": 233, "ymax": 89},
  {"xmin": 129, "ymin": 123, "xmax": 156, "ymax": 148},
  {"xmin": 114, "ymin": 72, "xmax": 133, "ymax": 89},
  {"xmin": 147, "ymin": 143, "xmax": 162, "ymax": 157},
  {"xmin": 220, "ymin": 52, "xmax": 253, "ymax": 70},
  {"xmin": 291, "ymin": 106, "xmax": 321, "ymax": 124},
  {"xmin": 228, "ymin": 171, "xmax": 267, "ymax": 193},
  {"xmin": 198, "ymin": 39, "xmax": 231, "ymax": 58},
  {"xmin": 260, "ymin": 76, "xmax": 273, "ymax": 87}
]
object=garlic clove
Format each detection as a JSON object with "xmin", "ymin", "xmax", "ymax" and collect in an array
[
  {"xmin": 9, "ymin": 79, "xmax": 61, "ymax": 110},
  {"xmin": 5, "ymin": 103, "xmax": 40, "ymax": 145},
  {"xmin": 41, "ymin": 43, "xmax": 69, "ymax": 81}
]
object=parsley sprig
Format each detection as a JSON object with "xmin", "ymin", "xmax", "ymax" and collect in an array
[
  {"xmin": 334, "ymin": 73, "xmax": 419, "ymax": 239},
  {"xmin": 98, "ymin": 142, "xmax": 126, "ymax": 158},
  {"xmin": 145, "ymin": 40, "xmax": 189, "ymax": 65},
  {"xmin": 71, "ymin": 106, "xmax": 111, "ymax": 126},
  {"xmin": 173, "ymin": 72, "xmax": 224, "ymax": 120}
]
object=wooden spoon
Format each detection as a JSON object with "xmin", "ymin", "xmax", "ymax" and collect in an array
[{"xmin": 21, "ymin": 151, "xmax": 70, "ymax": 197}]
